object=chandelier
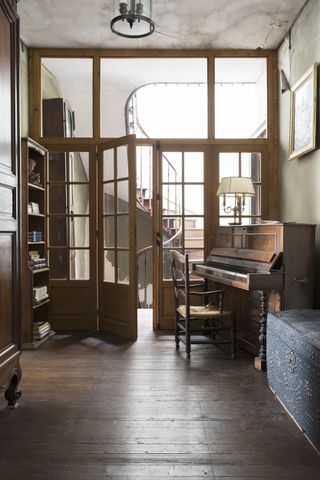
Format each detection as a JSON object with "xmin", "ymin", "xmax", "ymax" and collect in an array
[{"xmin": 111, "ymin": 1, "xmax": 155, "ymax": 39}]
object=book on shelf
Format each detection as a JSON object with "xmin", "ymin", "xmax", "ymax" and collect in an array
[
  {"xmin": 33, "ymin": 285, "xmax": 49, "ymax": 304},
  {"xmin": 29, "ymin": 250, "xmax": 40, "ymax": 258},
  {"xmin": 33, "ymin": 321, "xmax": 51, "ymax": 340},
  {"xmin": 28, "ymin": 231, "xmax": 43, "ymax": 242},
  {"xmin": 29, "ymin": 202, "xmax": 40, "ymax": 214},
  {"xmin": 28, "ymin": 256, "xmax": 47, "ymax": 270}
]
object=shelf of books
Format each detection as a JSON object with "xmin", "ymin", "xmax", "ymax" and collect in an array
[{"xmin": 21, "ymin": 138, "xmax": 55, "ymax": 349}]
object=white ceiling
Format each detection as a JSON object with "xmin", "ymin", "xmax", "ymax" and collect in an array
[{"xmin": 18, "ymin": 0, "xmax": 307, "ymax": 50}]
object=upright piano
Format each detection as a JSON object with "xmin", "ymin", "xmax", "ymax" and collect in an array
[{"xmin": 192, "ymin": 223, "xmax": 315, "ymax": 370}]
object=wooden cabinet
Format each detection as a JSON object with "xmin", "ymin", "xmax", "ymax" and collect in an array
[
  {"xmin": 21, "ymin": 138, "xmax": 54, "ymax": 349},
  {"xmin": 42, "ymin": 98, "xmax": 75, "ymax": 138},
  {"xmin": 0, "ymin": 0, "xmax": 21, "ymax": 407}
]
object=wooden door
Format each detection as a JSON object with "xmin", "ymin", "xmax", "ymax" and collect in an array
[
  {"xmin": 0, "ymin": 0, "xmax": 21, "ymax": 405},
  {"xmin": 98, "ymin": 135, "xmax": 137, "ymax": 339}
]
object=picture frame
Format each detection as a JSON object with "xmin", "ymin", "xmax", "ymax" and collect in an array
[{"xmin": 289, "ymin": 63, "xmax": 317, "ymax": 160}]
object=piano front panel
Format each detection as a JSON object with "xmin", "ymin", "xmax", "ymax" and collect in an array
[{"xmin": 215, "ymin": 225, "xmax": 284, "ymax": 253}]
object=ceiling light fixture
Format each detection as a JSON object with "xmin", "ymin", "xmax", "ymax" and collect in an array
[{"xmin": 111, "ymin": 1, "xmax": 155, "ymax": 39}]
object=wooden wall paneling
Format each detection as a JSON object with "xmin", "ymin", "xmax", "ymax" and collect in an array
[
  {"xmin": 152, "ymin": 142, "xmax": 160, "ymax": 329},
  {"xmin": 27, "ymin": 47, "xmax": 279, "ymax": 338},
  {"xmin": 267, "ymin": 51, "xmax": 279, "ymax": 220},
  {"xmin": 207, "ymin": 56, "xmax": 214, "ymax": 140},
  {"xmin": 33, "ymin": 48, "xmax": 275, "ymax": 58},
  {"xmin": 0, "ymin": 0, "xmax": 21, "ymax": 407},
  {"xmin": 28, "ymin": 48, "xmax": 41, "ymax": 140},
  {"xmin": 93, "ymin": 55, "xmax": 100, "ymax": 140}
]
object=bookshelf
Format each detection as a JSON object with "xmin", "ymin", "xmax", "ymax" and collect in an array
[{"xmin": 21, "ymin": 138, "xmax": 54, "ymax": 349}]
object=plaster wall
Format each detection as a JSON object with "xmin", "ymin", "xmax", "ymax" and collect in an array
[{"xmin": 278, "ymin": 0, "xmax": 320, "ymax": 305}]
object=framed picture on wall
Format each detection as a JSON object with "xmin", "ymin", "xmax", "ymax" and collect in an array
[{"xmin": 289, "ymin": 63, "xmax": 317, "ymax": 160}]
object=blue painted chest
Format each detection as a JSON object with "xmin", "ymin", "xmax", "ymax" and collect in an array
[{"xmin": 267, "ymin": 310, "xmax": 320, "ymax": 452}]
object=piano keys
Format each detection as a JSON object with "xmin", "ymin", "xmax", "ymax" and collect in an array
[{"xmin": 192, "ymin": 223, "xmax": 315, "ymax": 371}]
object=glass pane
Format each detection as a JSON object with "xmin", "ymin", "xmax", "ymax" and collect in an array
[
  {"xmin": 42, "ymin": 58, "xmax": 93, "ymax": 137},
  {"xmin": 103, "ymin": 183, "xmax": 114, "ymax": 214},
  {"xmin": 184, "ymin": 217, "xmax": 204, "ymax": 249},
  {"xmin": 163, "ymin": 249, "xmax": 176, "ymax": 280},
  {"xmin": 104, "ymin": 250, "xmax": 115, "ymax": 282},
  {"xmin": 70, "ymin": 152, "xmax": 89, "ymax": 182},
  {"xmin": 104, "ymin": 149, "xmax": 114, "ymax": 181},
  {"xmin": 215, "ymin": 57, "xmax": 267, "ymax": 139},
  {"xmin": 241, "ymin": 152, "xmax": 261, "ymax": 182},
  {"xmin": 104, "ymin": 216, "xmax": 115, "ymax": 248},
  {"xmin": 162, "ymin": 152, "xmax": 182, "ymax": 183},
  {"xmin": 184, "ymin": 152, "xmax": 204, "ymax": 183},
  {"xmin": 162, "ymin": 185, "xmax": 182, "ymax": 216},
  {"xmin": 118, "ymin": 251, "xmax": 129, "ymax": 284},
  {"xmin": 219, "ymin": 153, "xmax": 239, "ymax": 180},
  {"xmin": 70, "ymin": 249, "xmax": 90, "ymax": 280},
  {"xmin": 70, "ymin": 185, "xmax": 89, "ymax": 214},
  {"xmin": 184, "ymin": 185, "xmax": 204, "ymax": 215},
  {"xmin": 69, "ymin": 217, "xmax": 89, "ymax": 248},
  {"xmin": 49, "ymin": 217, "xmax": 67, "ymax": 247},
  {"xmin": 185, "ymin": 249, "xmax": 204, "ymax": 263},
  {"xmin": 49, "ymin": 152, "xmax": 67, "ymax": 181},
  {"xmin": 49, "ymin": 185, "xmax": 67, "ymax": 214},
  {"xmin": 117, "ymin": 180, "xmax": 129, "ymax": 213},
  {"xmin": 117, "ymin": 146, "xmax": 128, "ymax": 178},
  {"xmin": 101, "ymin": 58, "xmax": 207, "ymax": 138},
  {"xmin": 117, "ymin": 215, "xmax": 129, "ymax": 248},
  {"xmin": 187, "ymin": 249, "xmax": 204, "ymax": 279},
  {"xmin": 49, "ymin": 248, "xmax": 67, "ymax": 279},
  {"xmin": 162, "ymin": 217, "xmax": 182, "ymax": 248},
  {"xmin": 243, "ymin": 185, "xmax": 261, "ymax": 215},
  {"xmin": 136, "ymin": 145, "xmax": 153, "ymax": 212}
]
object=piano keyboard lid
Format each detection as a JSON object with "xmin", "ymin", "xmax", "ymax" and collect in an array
[{"xmin": 203, "ymin": 248, "xmax": 283, "ymax": 273}]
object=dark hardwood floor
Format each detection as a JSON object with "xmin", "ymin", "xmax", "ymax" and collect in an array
[{"xmin": 1, "ymin": 310, "xmax": 320, "ymax": 479}]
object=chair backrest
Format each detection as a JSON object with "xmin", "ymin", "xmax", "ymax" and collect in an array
[{"xmin": 171, "ymin": 250, "xmax": 190, "ymax": 315}]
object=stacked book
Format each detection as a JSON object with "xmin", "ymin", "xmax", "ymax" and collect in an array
[
  {"xmin": 33, "ymin": 285, "xmax": 48, "ymax": 305},
  {"xmin": 28, "ymin": 231, "xmax": 43, "ymax": 242},
  {"xmin": 33, "ymin": 321, "xmax": 51, "ymax": 340},
  {"xmin": 28, "ymin": 250, "xmax": 47, "ymax": 270}
]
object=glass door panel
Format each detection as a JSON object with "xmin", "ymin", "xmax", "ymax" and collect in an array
[
  {"xmin": 161, "ymin": 150, "xmax": 205, "ymax": 280},
  {"xmin": 46, "ymin": 146, "xmax": 96, "ymax": 330},
  {"xmin": 218, "ymin": 151, "xmax": 262, "ymax": 225},
  {"xmin": 157, "ymin": 146, "xmax": 208, "ymax": 330},
  {"xmin": 99, "ymin": 135, "xmax": 137, "ymax": 339}
]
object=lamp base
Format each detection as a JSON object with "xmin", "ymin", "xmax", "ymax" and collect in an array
[{"xmin": 228, "ymin": 222, "xmax": 242, "ymax": 226}]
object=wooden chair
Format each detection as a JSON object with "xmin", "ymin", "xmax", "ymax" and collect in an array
[{"xmin": 171, "ymin": 250, "xmax": 236, "ymax": 358}]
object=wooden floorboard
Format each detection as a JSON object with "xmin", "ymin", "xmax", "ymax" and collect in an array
[{"xmin": 0, "ymin": 310, "xmax": 320, "ymax": 479}]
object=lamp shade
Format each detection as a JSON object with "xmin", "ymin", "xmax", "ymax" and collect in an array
[{"xmin": 217, "ymin": 176, "xmax": 255, "ymax": 196}]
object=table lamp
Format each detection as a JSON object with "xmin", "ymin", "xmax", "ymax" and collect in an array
[{"xmin": 217, "ymin": 176, "xmax": 255, "ymax": 225}]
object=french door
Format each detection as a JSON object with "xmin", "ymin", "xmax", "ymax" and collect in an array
[
  {"xmin": 155, "ymin": 144, "xmax": 213, "ymax": 330},
  {"xmin": 46, "ymin": 135, "xmax": 137, "ymax": 339},
  {"xmin": 98, "ymin": 136, "xmax": 137, "ymax": 339}
]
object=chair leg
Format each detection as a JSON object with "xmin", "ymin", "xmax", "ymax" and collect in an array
[
  {"xmin": 186, "ymin": 316, "xmax": 191, "ymax": 358},
  {"xmin": 175, "ymin": 312, "xmax": 180, "ymax": 350},
  {"xmin": 231, "ymin": 313, "xmax": 236, "ymax": 359}
]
